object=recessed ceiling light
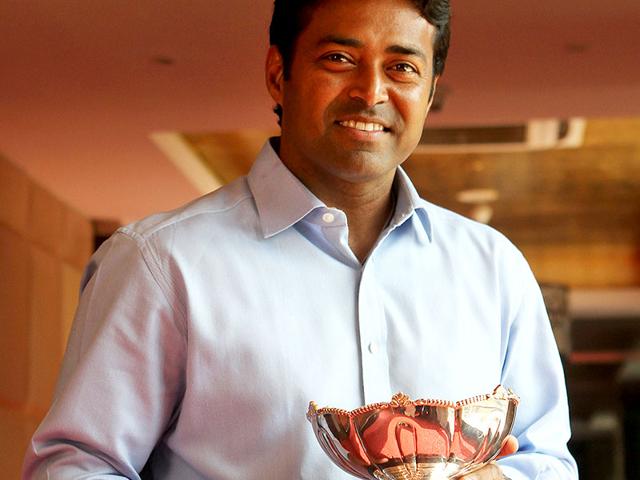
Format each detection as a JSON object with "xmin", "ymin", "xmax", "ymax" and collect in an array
[
  {"xmin": 152, "ymin": 55, "xmax": 175, "ymax": 66},
  {"xmin": 456, "ymin": 188, "xmax": 499, "ymax": 204},
  {"xmin": 565, "ymin": 43, "xmax": 589, "ymax": 54}
]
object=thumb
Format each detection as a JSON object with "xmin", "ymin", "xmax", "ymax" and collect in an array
[{"xmin": 496, "ymin": 435, "xmax": 518, "ymax": 459}]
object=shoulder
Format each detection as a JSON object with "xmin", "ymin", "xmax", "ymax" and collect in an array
[
  {"xmin": 89, "ymin": 176, "xmax": 257, "ymax": 283},
  {"xmin": 83, "ymin": 177, "xmax": 256, "ymax": 306},
  {"xmin": 421, "ymin": 200, "xmax": 533, "ymax": 287},
  {"xmin": 422, "ymin": 201, "xmax": 541, "ymax": 320},
  {"xmin": 423, "ymin": 200, "xmax": 519, "ymax": 256},
  {"xmin": 116, "ymin": 176, "xmax": 256, "ymax": 248},
  {"xmin": 122, "ymin": 177, "xmax": 253, "ymax": 240}
]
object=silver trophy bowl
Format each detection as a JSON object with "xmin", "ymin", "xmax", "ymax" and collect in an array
[{"xmin": 307, "ymin": 385, "xmax": 519, "ymax": 480}]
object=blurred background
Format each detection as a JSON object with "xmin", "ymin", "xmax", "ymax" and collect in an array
[{"xmin": 1, "ymin": 0, "xmax": 639, "ymax": 478}]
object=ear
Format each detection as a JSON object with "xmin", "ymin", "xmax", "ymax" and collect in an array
[
  {"xmin": 426, "ymin": 75, "xmax": 440, "ymax": 111},
  {"xmin": 265, "ymin": 45, "xmax": 285, "ymax": 106}
]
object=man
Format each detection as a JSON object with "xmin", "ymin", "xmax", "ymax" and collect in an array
[{"xmin": 23, "ymin": 0, "xmax": 578, "ymax": 479}]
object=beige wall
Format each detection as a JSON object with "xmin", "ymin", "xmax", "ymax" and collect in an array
[{"xmin": 0, "ymin": 155, "xmax": 92, "ymax": 478}]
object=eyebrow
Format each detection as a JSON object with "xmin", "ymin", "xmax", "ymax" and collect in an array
[
  {"xmin": 317, "ymin": 35, "xmax": 428, "ymax": 63},
  {"xmin": 317, "ymin": 35, "xmax": 362, "ymax": 48},
  {"xmin": 386, "ymin": 44, "xmax": 428, "ymax": 63}
]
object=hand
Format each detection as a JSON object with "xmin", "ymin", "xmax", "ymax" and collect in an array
[{"xmin": 459, "ymin": 435, "xmax": 518, "ymax": 480}]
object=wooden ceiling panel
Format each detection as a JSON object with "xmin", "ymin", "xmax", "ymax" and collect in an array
[
  {"xmin": 405, "ymin": 144, "xmax": 640, "ymax": 245},
  {"xmin": 185, "ymin": 130, "xmax": 275, "ymax": 184}
]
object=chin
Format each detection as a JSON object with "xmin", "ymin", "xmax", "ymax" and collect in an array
[{"xmin": 327, "ymin": 153, "xmax": 398, "ymax": 183}]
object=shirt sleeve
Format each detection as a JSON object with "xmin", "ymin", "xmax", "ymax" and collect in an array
[
  {"xmin": 22, "ymin": 230, "xmax": 187, "ymax": 479},
  {"xmin": 496, "ymin": 246, "xmax": 578, "ymax": 480}
]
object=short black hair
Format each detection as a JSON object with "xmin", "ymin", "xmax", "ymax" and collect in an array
[{"xmin": 269, "ymin": 0, "xmax": 452, "ymax": 123}]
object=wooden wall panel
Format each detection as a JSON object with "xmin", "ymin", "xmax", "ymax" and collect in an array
[
  {"xmin": 0, "ymin": 154, "xmax": 92, "ymax": 479},
  {"xmin": 61, "ymin": 207, "xmax": 93, "ymax": 270},
  {"xmin": 0, "ymin": 156, "xmax": 29, "ymax": 236},
  {"xmin": 522, "ymin": 243, "xmax": 640, "ymax": 288},
  {"xmin": 0, "ymin": 225, "xmax": 30, "ymax": 406},
  {"xmin": 28, "ymin": 183, "xmax": 64, "ymax": 257},
  {"xmin": 27, "ymin": 247, "xmax": 63, "ymax": 413},
  {"xmin": 0, "ymin": 408, "xmax": 38, "ymax": 479}
]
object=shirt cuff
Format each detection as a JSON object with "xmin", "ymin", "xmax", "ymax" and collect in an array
[{"xmin": 498, "ymin": 465, "xmax": 528, "ymax": 480}]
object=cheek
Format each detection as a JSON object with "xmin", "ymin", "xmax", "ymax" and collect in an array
[
  {"xmin": 284, "ymin": 91, "xmax": 320, "ymax": 130},
  {"xmin": 408, "ymin": 88, "xmax": 432, "ymax": 113},
  {"xmin": 303, "ymin": 80, "xmax": 340, "ymax": 117},
  {"xmin": 398, "ymin": 91, "xmax": 431, "ymax": 127}
]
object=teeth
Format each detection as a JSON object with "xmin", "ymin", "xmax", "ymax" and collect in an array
[{"xmin": 339, "ymin": 120, "xmax": 385, "ymax": 132}]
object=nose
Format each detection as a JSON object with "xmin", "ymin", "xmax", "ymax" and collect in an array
[{"xmin": 348, "ymin": 65, "xmax": 389, "ymax": 107}]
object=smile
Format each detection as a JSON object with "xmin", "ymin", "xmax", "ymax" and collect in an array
[{"xmin": 337, "ymin": 120, "xmax": 388, "ymax": 132}]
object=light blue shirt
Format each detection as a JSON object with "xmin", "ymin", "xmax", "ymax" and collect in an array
[{"xmin": 24, "ymin": 140, "xmax": 577, "ymax": 480}]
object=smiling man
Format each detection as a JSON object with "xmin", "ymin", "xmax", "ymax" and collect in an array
[
  {"xmin": 267, "ymin": 0, "xmax": 440, "ymax": 263},
  {"xmin": 24, "ymin": 1, "xmax": 577, "ymax": 479}
]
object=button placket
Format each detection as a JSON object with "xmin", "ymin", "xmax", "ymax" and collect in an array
[
  {"xmin": 318, "ymin": 209, "xmax": 361, "ymax": 267},
  {"xmin": 357, "ymin": 262, "xmax": 391, "ymax": 404}
]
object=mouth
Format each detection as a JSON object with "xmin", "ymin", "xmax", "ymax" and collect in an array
[{"xmin": 336, "ymin": 119, "xmax": 391, "ymax": 133}]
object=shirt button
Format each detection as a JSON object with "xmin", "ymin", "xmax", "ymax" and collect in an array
[
  {"xmin": 368, "ymin": 342, "xmax": 378, "ymax": 354},
  {"xmin": 322, "ymin": 212, "xmax": 335, "ymax": 224}
]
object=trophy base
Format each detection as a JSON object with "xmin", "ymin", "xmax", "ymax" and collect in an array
[{"xmin": 372, "ymin": 459, "xmax": 463, "ymax": 480}]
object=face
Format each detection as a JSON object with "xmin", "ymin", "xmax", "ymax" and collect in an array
[{"xmin": 266, "ymin": 0, "xmax": 438, "ymax": 193}]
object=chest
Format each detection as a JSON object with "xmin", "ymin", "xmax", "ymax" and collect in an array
[{"xmin": 180, "ymin": 234, "xmax": 506, "ymax": 411}]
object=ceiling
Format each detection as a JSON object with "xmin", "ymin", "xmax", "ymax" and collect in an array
[{"xmin": 1, "ymin": 0, "xmax": 640, "ymax": 228}]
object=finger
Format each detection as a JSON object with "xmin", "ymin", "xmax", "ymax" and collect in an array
[
  {"xmin": 460, "ymin": 463, "xmax": 504, "ymax": 479},
  {"xmin": 496, "ymin": 435, "xmax": 519, "ymax": 458}
]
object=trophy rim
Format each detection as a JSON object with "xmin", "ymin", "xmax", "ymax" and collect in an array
[{"xmin": 307, "ymin": 384, "xmax": 520, "ymax": 420}]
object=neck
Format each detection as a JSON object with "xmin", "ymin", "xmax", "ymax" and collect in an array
[
  {"xmin": 340, "ymin": 181, "xmax": 396, "ymax": 263},
  {"xmin": 306, "ymin": 173, "xmax": 397, "ymax": 264},
  {"xmin": 274, "ymin": 137, "xmax": 398, "ymax": 263}
]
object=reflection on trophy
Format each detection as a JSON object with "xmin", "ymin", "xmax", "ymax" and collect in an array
[{"xmin": 307, "ymin": 385, "xmax": 519, "ymax": 480}]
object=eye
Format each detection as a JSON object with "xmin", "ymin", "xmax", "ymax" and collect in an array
[
  {"xmin": 319, "ymin": 52, "xmax": 355, "ymax": 71},
  {"xmin": 323, "ymin": 53, "xmax": 351, "ymax": 64},
  {"xmin": 389, "ymin": 62, "xmax": 418, "ymax": 74}
]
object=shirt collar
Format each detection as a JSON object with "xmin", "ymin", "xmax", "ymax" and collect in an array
[
  {"xmin": 247, "ymin": 138, "xmax": 432, "ymax": 243},
  {"xmin": 247, "ymin": 139, "xmax": 324, "ymax": 238},
  {"xmin": 393, "ymin": 166, "xmax": 433, "ymax": 244}
]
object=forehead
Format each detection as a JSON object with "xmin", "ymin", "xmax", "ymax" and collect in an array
[{"xmin": 299, "ymin": 0, "xmax": 436, "ymax": 53}]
